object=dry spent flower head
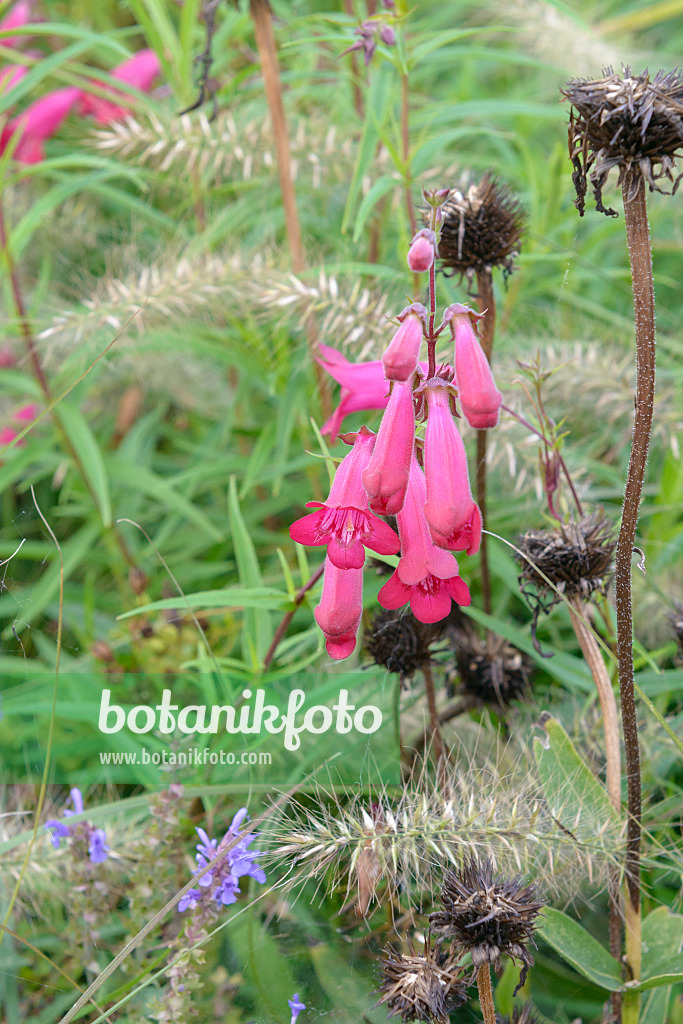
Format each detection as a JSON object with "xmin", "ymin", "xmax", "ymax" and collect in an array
[
  {"xmin": 517, "ymin": 510, "xmax": 617, "ymax": 608},
  {"xmin": 364, "ymin": 606, "xmax": 446, "ymax": 680},
  {"xmin": 563, "ymin": 66, "xmax": 683, "ymax": 213},
  {"xmin": 407, "ymin": 229, "xmax": 437, "ymax": 273},
  {"xmin": 429, "ymin": 857, "xmax": 546, "ymax": 994},
  {"xmin": 448, "ymin": 621, "xmax": 531, "ymax": 707},
  {"xmin": 379, "ymin": 939, "xmax": 468, "ymax": 1024},
  {"xmin": 435, "ymin": 175, "xmax": 525, "ymax": 278}
]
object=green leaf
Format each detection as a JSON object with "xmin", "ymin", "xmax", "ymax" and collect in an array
[
  {"xmin": 116, "ymin": 586, "xmax": 289, "ymax": 620},
  {"xmin": 108, "ymin": 462, "xmax": 222, "ymax": 541},
  {"xmin": 639, "ymin": 986, "xmax": 670, "ymax": 1024},
  {"xmin": 533, "ymin": 714, "xmax": 619, "ymax": 841},
  {"xmin": 353, "ymin": 174, "xmax": 398, "ymax": 243},
  {"xmin": 310, "ymin": 942, "xmax": 391, "ymax": 1024},
  {"xmin": 633, "ymin": 956, "xmax": 683, "ymax": 991},
  {"xmin": 57, "ymin": 404, "xmax": 112, "ymax": 526},
  {"xmin": 228, "ymin": 476, "xmax": 271, "ymax": 662},
  {"xmin": 538, "ymin": 908, "xmax": 624, "ymax": 992},
  {"xmin": 226, "ymin": 910, "xmax": 297, "ymax": 1020}
]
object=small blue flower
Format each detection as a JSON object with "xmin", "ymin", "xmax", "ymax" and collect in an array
[
  {"xmin": 289, "ymin": 993, "xmax": 306, "ymax": 1024},
  {"xmin": 44, "ymin": 788, "xmax": 109, "ymax": 863},
  {"xmin": 88, "ymin": 829, "xmax": 110, "ymax": 864},
  {"xmin": 178, "ymin": 808, "xmax": 266, "ymax": 914},
  {"xmin": 178, "ymin": 888, "xmax": 201, "ymax": 913}
]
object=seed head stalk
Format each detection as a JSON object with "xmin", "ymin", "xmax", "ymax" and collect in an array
[
  {"xmin": 248, "ymin": 0, "xmax": 332, "ymax": 418},
  {"xmin": 616, "ymin": 167, "xmax": 653, "ymax": 1018},
  {"xmin": 476, "ymin": 965, "xmax": 496, "ymax": 1024}
]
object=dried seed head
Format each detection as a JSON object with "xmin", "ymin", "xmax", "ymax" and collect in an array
[
  {"xmin": 434, "ymin": 174, "xmax": 525, "ymax": 280},
  {"xmin": 379, "ymin": 939, "xmax": 468, "ymax": 1024},
  {"xmin": 517, "ymin": 510, "xmax": 617, "ymax": 607},
  {"xmin": 563, "ymin": 66, "xmax": 683, "ymax": 214},
  {"xmin": 448, "ymin": 621, "xmax": 531, "ymax": 707},
  {"xmin": 364, "ymin": 607, "xmax": 445, "ymax": 681},
  {"xmin": 430, "ymin": 857, "xmax": 546, "ymax": 994}
]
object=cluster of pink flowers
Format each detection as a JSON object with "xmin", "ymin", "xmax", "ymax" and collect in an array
[
  {"xmin": 290, "ymin": 224, "xmax": 503, "ymax": 661},
  {"xmin": 0, "ymin": 2, "xmax": 160, "ymax": 163}
]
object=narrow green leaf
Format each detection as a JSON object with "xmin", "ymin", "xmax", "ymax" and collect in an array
[
  {"xmin": 310, "ymin": 943, "xmax": 391, "ymax": 1024},
  {"xmin": 633, "ymin": 956, "xmax": 683, "ymax": 991},
  {"xmin": 534, "ymin": 714, "xmax": 619, "ymax": 841},
  {"xmin": 57, "ymin": 404, "xmax": 112, "ymax": 527},
  {"xmin": 538, "ymin": 908, "xmax": 624, "ymax": 992},
  {"xmin": 117, "ymin": 587, "xmax": 289, "ymax": 620},
  {"xmin": 353, "ymin": 174, "xmax": 398, "ymax": 242},
  {"xmin": 228, "ymin": 476, "xmax": 271, "ymax": 661},
  {"xmin": 108, "ymin": 462, "xmax": 222, "ymax": 541}
]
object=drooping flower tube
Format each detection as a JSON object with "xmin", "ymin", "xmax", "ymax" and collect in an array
[
  {"xmin": 290, "ymin": 427, "xmax": 399, "ymax": 569},
  {"xmin": 317, "ymin": 346, "xmax": 389, "ymax": 442},
  {"xmin": 382, "ymin": 303, "xmax": 426, "ymax": 382},
  {"xmin": 78, "ymin": 49, "xmax": 161, "ymax": 124},
  {"xmin": 314, "ymin": 555, "xmax": 364, "ymax": 660},
  {"xmin": 422, "ymin": 381, "xmax": 482, "ymax": 556},
  {"xmin": 445, "ymin": 304, "xmax": 502, "ymax": 429},
  {"xmin": 0, "ymin": 86, "xmax": 81, "ymax": 163},
  {"xmin": 378, "ymin": 459, "xmax": 471, "ymax": 623},
  {"xmin": 362, "ymin": 377, "xmax": 416, "ymax": 515}
]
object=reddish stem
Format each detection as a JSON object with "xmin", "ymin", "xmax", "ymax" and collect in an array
[{"xmin": 262, "ymin": 563, "xmax": 325, "ymax": 669}]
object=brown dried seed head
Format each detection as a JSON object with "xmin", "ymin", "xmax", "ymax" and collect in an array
[
  {"xmin": 517, "ymin": 510, "xmax": 617, "ymax": 605},
  {"xmin": 448, "ymin": 621, "xmax": 531, "ymax": 707},
  {"xmin": 379, "ymin": 940, "xmax": 468, "ymax": 1024},
  {"xmin": 364, "ymin": 607, "xmax": 445, "ymax": 680},
  {"xmin": 429, "ymin": 857, "xmax": 546, "ymax": 995},
  {"xmin": 434, "ymin": 174, "xmax": 525, "ymax": 278},
  {"xmin": 563, "ymin": 66, "xmax": 683, "ymax": 214}
]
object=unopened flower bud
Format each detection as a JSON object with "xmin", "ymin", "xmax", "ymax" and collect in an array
[
  {"xmin": 407, "ymin": 229, "xmax": 436, "ymax": 272},
  {"xmin": 382, "ymin": 304, "xmax": 426, "ymax": 382},
  {"xmin": 379, "ymin": 23, "xmax": 396, "ymax": 46}
]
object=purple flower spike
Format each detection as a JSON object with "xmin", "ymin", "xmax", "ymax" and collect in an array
[
  {"xmin": 178, "ymin": 888, "xmax": 201, "ymax": 913},
  {"xmin": 88, "ymin": 829, "xmax": 110, "ymax": 864},
  {"xmin": 44, "ymin": 820, "xmax": 70, "ymax": 848},
  {"xmin": 289, "ymin": 993, "xmax": 306, "ymax": 1024}
]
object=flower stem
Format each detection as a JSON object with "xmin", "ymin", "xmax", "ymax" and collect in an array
[
  {"xmin": 476, "ymin": 965, "xmax": 496, "ymax": 1024},
  {"xmin": 400, "ymin": 70, "xmax": 416, "ymax": 236},
  {"xmin": 475, "ymin": 269, "xmax": 495, "ymax": 616},
  {"xmin": 615, "ymin": 167, "xmax": 652, "ymax": 996},
  {"xmin": 262, "ymin": 563, "xmax": 325, "ymax": 669}
]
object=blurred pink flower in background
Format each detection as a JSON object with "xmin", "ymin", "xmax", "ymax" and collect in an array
[
  {"xmin": 78, "ymin": 49, "xmax": 161, "ymax": 124},
  {"xmin": 0, "ymin": 63, "xmax": 28, "ymax": 95},
  {"xmin": 13, "ymin": 401, "xmax": 40, "ymax": 422},
  {"xmin": 317, "ymin": 345, "xmax": 389, "ymax": 442},
  {"xmin": 0, "ymin": 426, "xmax": 20, "ymax": 446},
  {"xmin": 0, "ymin": 0, "xmax": 32, "ymax": 48},
  {"xmin": 1, "ymin": 85, "xmax": 81, "ymax": 163}
]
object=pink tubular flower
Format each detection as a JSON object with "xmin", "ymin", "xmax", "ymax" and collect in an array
[
  {"xmin": 79, "ymin": 49, "xmax": 161, "ymax": 124},
  {"xmin": 1, "ymin": 86, "xmax": 81, "ymax": 163},
  {"xmin": 382, "ymin": 303, "xmax": 426, "ymax": 382},
  {"xmin": 422, "ymin": 383, "xmax": 482, "ymax": 556},
  {"xmin": 317, "ymin": 345, "xmax": 389, "ymax": 442},
  {"xmin": 407, "ymin": 229, "xmax": 436, "ymax": 273},
  {"xmin": 378, "ymin": 460, "xmax": 471, "ymax": 622},
  {"xmin": 289, "ymin": 427, "xmax": 399, "ymax": 569},
  {"xmin": 0, "ymin": 1, "xmax": 32, "ymax": 48},
  {"xmin": 314, "ymin": 555, "xmax": 364, "ymax": 660},
  {"xmin": 447, "ymin": 304, "xmax": 502, "ymax": 429},
  {"xmin": 362, "ymin": 377, "xmax": 415, "ymax": 515}
]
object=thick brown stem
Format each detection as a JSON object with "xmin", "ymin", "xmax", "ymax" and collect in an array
[
  {"xmin": 475, "ymin": 270, "xmax": 495, "ymax": 617},
  {"xmin": 615, "ymin": 169, "xmax": 651, "ymax": 979},
  {"xmin": 262, "ymin": 563, "xmax": 325, "ymax": 669},
  {"xmin": 476, "ymin": 965, "xmax": 496, "ymax": 1024},
  {"xmin": 249, "ymin": 0, "xmax": 331, "ymax": 418}
]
